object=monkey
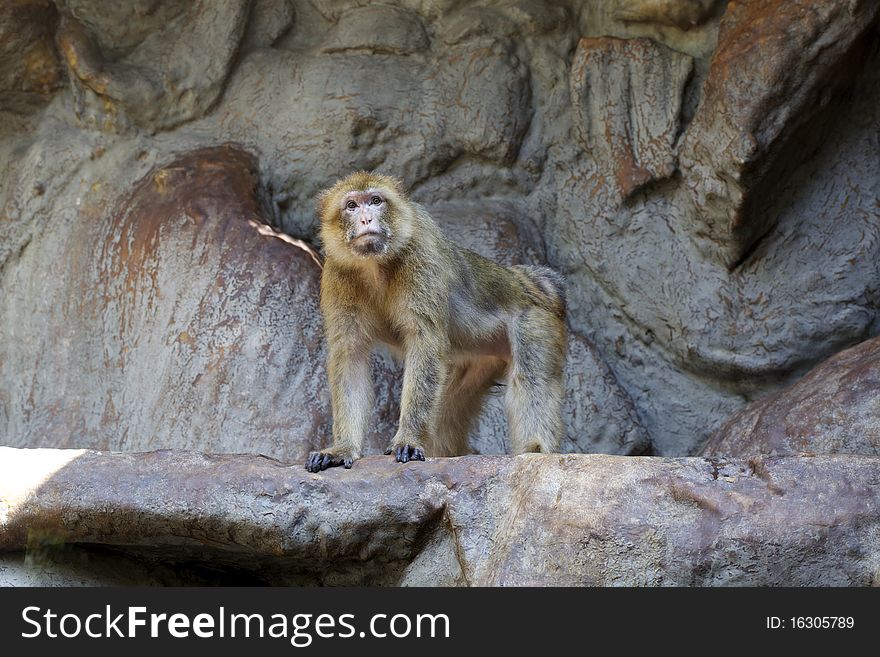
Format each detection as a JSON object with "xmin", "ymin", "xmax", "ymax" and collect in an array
[{"xmin": 305, "ymin": 171, "xmax": 566, "ymax": 472}]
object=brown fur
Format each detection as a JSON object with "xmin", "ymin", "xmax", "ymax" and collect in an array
[{"xmin": 306, "ymin": 172, "xmax": 567, "ymax": 471}]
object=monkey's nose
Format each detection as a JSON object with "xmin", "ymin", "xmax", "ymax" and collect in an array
[{"xmin": 360, "ymin": 216, "xmax": 372, "ymax": 225}]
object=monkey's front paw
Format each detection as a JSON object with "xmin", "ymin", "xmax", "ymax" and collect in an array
[
  {"xmin": 305, "ymin": 448, "xmax": 356, "ymax": 472},
  {"xmin": 384, "ymin": 442, "xmax": 426, "ymax": 464}
]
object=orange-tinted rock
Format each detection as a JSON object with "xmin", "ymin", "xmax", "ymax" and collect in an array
[
  {"xmin": 1, "ymin": 144, "xmax": 330, "ymax": 460},
  {"xmin": 680, "ymin": 0, "xmax": 880, "ymax": 268},
  {"xmin": 570, "ymin": 37, "xmax": 693, "ymax": 202}
]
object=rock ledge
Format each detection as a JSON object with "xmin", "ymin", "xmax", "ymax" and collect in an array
[{"xmin": 2, "ymin": 447, "xmax": 878, "ymax": 586}]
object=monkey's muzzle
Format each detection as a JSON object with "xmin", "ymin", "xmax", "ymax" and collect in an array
[{"xmin": 350, "ymin": 231, "xmax": 388, "ymax": 256}]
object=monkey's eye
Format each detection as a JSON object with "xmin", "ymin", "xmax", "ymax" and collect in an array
[
  {"xmin": 346, "ymin": 200, "xmax": 357, "ymax": 210},
  {"xmin": 370, "ymin": 196, "xmax": 382, "ymax": 205}
]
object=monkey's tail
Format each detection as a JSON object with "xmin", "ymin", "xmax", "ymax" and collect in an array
[{"xmin": 514, "ymin": 265, "xmax": 567, "ymax": 319}]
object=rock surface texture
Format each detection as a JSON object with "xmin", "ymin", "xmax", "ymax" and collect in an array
[
  {"xmin": 570, "ymin": 36, "xmax": 693, "ymax": 202},
  {"xmin": 704, "ymin": 336, "xmax": 880, "ymax": 458},
  {"xmin": 679, "ymin": 0, "xmax": 880, "ymax": 268},
  {"xmin": 1, "ymin": 0, "xmax": 879, "ymax": 585},
  {"xmin": 2, "ymin": 448, "xmax": 880, "ymax": 586}
]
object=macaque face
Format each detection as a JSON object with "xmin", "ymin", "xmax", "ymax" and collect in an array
[{"xmin": 340, "ymin": 189, "xmax": 392, "ymax": 256}]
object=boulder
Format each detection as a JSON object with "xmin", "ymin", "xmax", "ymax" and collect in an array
[
  {"xmin": 0, "ymin": 144, "xmax": 332, "ymax": 461},
  {"xmin": 703, "ymin": 336, "xmax": 880, "ymax": 457}
]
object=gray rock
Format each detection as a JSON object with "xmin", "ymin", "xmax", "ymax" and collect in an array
[
  {"xmin": 211, "ymin": 34, "xmax": 532, "ymax": 238},
  {"xmin": 322, "ymin": 4, "xmax": 428, "ymax": 55},
  {"xmin": 0, "ymin": 0, "xmax": 61, "ymax": 98},
  {"xmin": 570, "ymin": 36, "xmax": 693, "ymax": 201},
  {"xmin": 679, "ymin": 0, "xmax": 880, "ymax": 268},
  {"xmin": 241, "ymin": 0, "xmax": 295, "ymax": 51},
  {"xmin": 0, "ymin": 145, "xmax": 332, "ymax": 461},
  {"xmin": 60, "ymin": 0, "xmax": 190, "ymax": 57},
  {"xmin": 2, "ymin": 447, "xmax": 879, "ymax": 586},
  {"xmin": 551, "ymin": 35, "xmax": 880, "ymax": 452},
  {"xmin": 57, "ymin": 0, "xmax": 250, "ymax": 132},
  {"xmin": 613, "ymin": 0, "xmax": 721, "ymax": 31}
]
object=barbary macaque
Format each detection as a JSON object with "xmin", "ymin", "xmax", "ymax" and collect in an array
[{"xmin": 306, "ymin": 172, "xmax": 566, "ymax": 472}]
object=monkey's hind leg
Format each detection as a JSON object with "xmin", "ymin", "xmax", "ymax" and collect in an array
[
  {"xmin": 505, "ymin": 309, "xmax": 565, "ymax": 454},
  {"xmin": 430, "ymin": 357, "xmax": 507, "ymax": 457}
]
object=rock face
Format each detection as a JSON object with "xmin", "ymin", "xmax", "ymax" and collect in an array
[
  {"xmin": 548, "ymin": 3, "xmax": 880, "ymax": 452},
  {"xmin": 57, "ymin": 1, "xmax": 250, "ymax": 132},
  {"xmin": 2, "ymin": 447, "xmax": 879, "ymax": 586},
  {"xmin": 679, "ymin": 0, "xmax": 880, "ymax": 268},
  {"xmin": 1, "ymin": 1, "xmax": 880, "ymax": 585},
  {"xmin": 0, "ymin": 144, "xmax": 334, "ymax": 459},
  {"xmin": 570, "ymin": 36, "xmax": 693, "ymax": 201},
  {"xmin": 3, "ymin": 0, "xmax": 880, "ymax": 459},
  {"xmin": 704, "ymin": 336, "xmax": 880, "ymax": 458}
]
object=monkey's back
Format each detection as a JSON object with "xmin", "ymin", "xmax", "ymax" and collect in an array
[{"xmin": 445, "ymin": 248, "xmax": 564, "ymax": 358}]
